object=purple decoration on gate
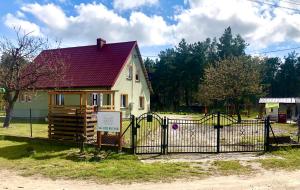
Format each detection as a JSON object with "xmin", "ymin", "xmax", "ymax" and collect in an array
[{"xmin": 172, "ymin": 123, "xmax": 179, "ymax": 130}]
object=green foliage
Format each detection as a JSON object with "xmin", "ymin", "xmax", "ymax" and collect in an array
[
  {"xmin": 260, "ymin": 57, "xmax": 281, "ymax": 96},
  {"xmin": 199, "ymin": 56, "xmax": 263, "ymax": 120},
  {"xmin": 146, "ymin": 26, "xmax": 300, "ymax": 112},
  {"xmin": 260, "ymin": 52, "xmax": 300, "ymax": 97},
  {"xmin": 147, "ymin": 27, "xmax": 249, "ymax": 111},
  {"xmin": 217, "ymin": 27, "xmax": 248, "ymax": 59}
]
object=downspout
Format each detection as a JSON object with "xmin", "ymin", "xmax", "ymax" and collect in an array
[{"xmin": 131, "ymin": 57, "xmax": 134, "ymax": 115}]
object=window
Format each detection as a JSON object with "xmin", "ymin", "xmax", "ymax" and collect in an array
[
  {"xmin": 120, "ymin": 94, "xmax": 128, "ymax": 108},
  {"xmin": 101, "ymin": 94, "xmax": 113, "ymax": 109},
  {"xmin": 127, "ymin": 65, "xmax": 133, "ymax": 80},
  {"xmin": 92, "ymin": 93, "xmax": 99, "ymax": 106},
  {"xmin": 135, "ymin": 70, "xmax": 140, "ymax": 81},
  {"xmin": 55, "ymin": 94, "xmax": 64, "ymax": 106},
  {"xmin": 26, "ymin": 95, "xmax": 32, "ymax": 102},
  {"xmin": 139, "ymin": 96, "xmax": 145, "ymax": 109},
  {"xmin": 19, "ymin": 94, "xmax": 26, "ymax": 102},
  {"xmin": 19, "ymin": 93, "xmax": 32, "ymax": 103}
]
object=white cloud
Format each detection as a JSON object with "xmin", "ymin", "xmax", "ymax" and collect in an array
[
  {"xmin": 7, "ymin": 2, "xmax": 171, "ymax": 47},
  {"xmin": 21, "ymin": 3, "xmax": 68, "ymax": 30},
  {"xmin": 113, "ymin": 0, "xmax": 159, "ymax": 10},
  {"xmin": 177, "ymin": 0, "xmax": 300, "ymax": 49},
  {"xmin": 4, "ymin": 0, "xmax": 300, "ymax": 51},
  {"xmin": 4, "ymin": 13, "xmax": 42, "ymax": 37},
  {"xmin": 16, "ymin": 11, "xmax": 25, "ymax": 18}
]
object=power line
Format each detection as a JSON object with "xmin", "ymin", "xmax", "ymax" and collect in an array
[
  {"xmin": 250, "ymin": 46, "xmax": 300, "ymax": 54},
  {"xmin": 141, "ymin": 46, "xmax": 300, "ymax": 58},
  {"xmin": 277, "ymin": 0, "xmax": 300, "ymax": 6},
  {"xmin": 141, "ymin": 55, "xmax": 159, "ymax": 57},
  {"xmin": 263, "ymin": 0, "xmax": 300, "ymax": 6},
  {"xmin": 246, "ymin": 0, "xmax": 300, "ymax": 12}
]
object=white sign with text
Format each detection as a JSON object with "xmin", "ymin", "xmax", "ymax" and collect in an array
[{"xmin": 97, "ymin": 111, "xmax": 120, "ymax": 132}]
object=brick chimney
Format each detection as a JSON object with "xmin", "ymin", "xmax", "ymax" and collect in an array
[{"xmin": 97, "ymin": 38, "xmax": 106, "ymax": 49}]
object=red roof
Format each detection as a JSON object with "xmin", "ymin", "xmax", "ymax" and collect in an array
[{"xmin": 35, "ymin": 41, "xmax": 137, "ymax": 88}]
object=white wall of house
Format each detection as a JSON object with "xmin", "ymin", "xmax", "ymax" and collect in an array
[
  {"xmin": 13, "ymin": 91, "xmax": 48, "ymax": 119},
  {"xmin": 266, "ymin": 107, "xmax": 279, "ymax": 121},
  {"xmin": 265, "ymin": 103, "xmax": 300, "ymax": 121},
  {"xmin": 112, "ymin": 48, "xmax": 151, "ymax": 118}
]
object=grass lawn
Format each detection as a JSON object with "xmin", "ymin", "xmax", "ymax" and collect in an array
[
  {"xmin": 212, "ymin": 160, "xmax": 252, "ymax": 175},
  {"xmin": 0, "ymin": 139, "xmax": 206, "ymax": 183},
  {"xmin": 0, "ymin": 118, "xmax": 133, "ymax": 143},
  {"xmin": 1, "ymin": 137, "xmax": 300, "ymax": 183},
  {"xmin": 0, "ymin": 119, "xmax": 48, "ymax": 138},
  {"xmin": 270, "ymin": 122, "xmax": 299, "ymax": 142},
  {"xmin": 257, "ymin": 147, "xmax": 300, "ymax": 170}
]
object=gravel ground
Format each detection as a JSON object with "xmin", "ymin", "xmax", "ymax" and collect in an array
[
  {"xmin": 1, "ymin": 169, "xmax": 300, "ymax": 190},
  {"xmin": 139, "ymin": 152, "xmax": 280, "ymax": 163}
]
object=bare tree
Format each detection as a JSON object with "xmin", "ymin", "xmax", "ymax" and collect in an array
[
  {"xmin": 199, "ymin": 56, "xmax": 264, "ymax": 122},
  {"xmin": 0, "ymin": 29, "xmax": 67, "ymax": 128}
]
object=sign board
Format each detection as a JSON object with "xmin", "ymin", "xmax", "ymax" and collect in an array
[
  {"xmin": 265, "ymin": 103, "xmax": 279, "ymax": 109},
  {"xmin": 97, "ymin": 111, "xmax": 121, "ymax": 132}
]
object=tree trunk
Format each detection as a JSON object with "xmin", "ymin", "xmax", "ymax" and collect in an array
[
  {"xmin": 236, "ymin": 103, "xmax": 241, "ymax": 123},
  {"xmin": 185, "ymin": 89, "xmax": 189, "ymax": 107},
  {"xmin": 3, "ymin": 102, "xmax": 14, "ymax": 128}
]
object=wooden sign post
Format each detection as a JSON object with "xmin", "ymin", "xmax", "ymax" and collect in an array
[{"xmin": 96, "ymin": 111, "xmax": 122, "ymax": 151}]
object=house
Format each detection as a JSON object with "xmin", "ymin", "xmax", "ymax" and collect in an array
[
  {"xmin": 13, "ymin": 38, "xmax": 152, "ymax": 119},
  {"xmin": 259, "ymin": 98, "xmax": 300, "ymax": 122}
]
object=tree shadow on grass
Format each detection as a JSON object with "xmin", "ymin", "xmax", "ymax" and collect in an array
[{"xmin": 0, "ymin": 140, "xmax": 74, "ymax": 160}]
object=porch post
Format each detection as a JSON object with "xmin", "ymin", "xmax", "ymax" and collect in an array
[{"xmin": 112, "ymin": 92, "xmax": 116, "ymax": 110}]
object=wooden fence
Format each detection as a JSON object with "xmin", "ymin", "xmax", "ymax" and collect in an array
[{"xmin": 48, "ymin": 105, "xmax": 97, "ymax": 142}]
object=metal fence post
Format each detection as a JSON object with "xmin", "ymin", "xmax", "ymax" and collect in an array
[
  {"xmin": 264, "ymin": 116, "xmax": 270, "ymax": 151},
  {"xmin": 131, "ymin": 115, "xmax": 136, "ymax": 154},
  {"xmin": 216, "ymin": 112, "xmax": 221, "ymax": 153},
  {"xmin": 297, "ymin": 115, "xmax": 300, "ymax": 143},
  {"xmin": 30, "ymin": 108, "xmax": 32, "ymax": 138},
  {"xmin": 161, "ymin": 116, "xmax": 167, "ymax": 155}
]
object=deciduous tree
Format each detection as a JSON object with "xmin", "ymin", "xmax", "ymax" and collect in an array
[
  {"xmin": 0, "ymin": 29, "xmax": 67, "ymax": 128},
  {"xmin": 199, "ymin": 56, "xmax": 263, "ymax": 122}
]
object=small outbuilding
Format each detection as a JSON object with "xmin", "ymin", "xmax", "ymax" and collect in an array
[{"xmin": 259, "ymin": 97, "xmax": 300, "ymax": 122}]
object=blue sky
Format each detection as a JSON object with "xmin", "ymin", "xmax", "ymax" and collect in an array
[{"xmin": 1, "ymin": 0, "xmax": 300, "ymax": 59}]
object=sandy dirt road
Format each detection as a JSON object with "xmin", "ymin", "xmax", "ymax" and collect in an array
[{"xmin": 1, "ymin": 169, "xmax": 300, "ymax": 190}]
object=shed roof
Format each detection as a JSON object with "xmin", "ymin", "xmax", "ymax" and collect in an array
[{"xmin": 259, "ymin": 98, "xmax": 300, "ymax": 104}]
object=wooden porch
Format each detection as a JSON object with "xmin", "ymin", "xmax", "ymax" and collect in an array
[{"xmin": 48, "ymin": 90, "xmax": 115, "ymax": 142}]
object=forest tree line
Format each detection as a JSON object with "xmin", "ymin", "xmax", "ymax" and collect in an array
[{"xmin": 144, "ymin": 27, "xmax": 300, "ymax": 112}]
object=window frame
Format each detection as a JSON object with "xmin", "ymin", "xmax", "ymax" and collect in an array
[
  {"xmin": 120, "ymin": 94, "xmax": 128, "ymax": 108},
  {"xmin": 135, "ymin": 70, "xmax": 140, "ymax": 82},
  {"xmin": 139, "ymin": 96, "xmax": 145, "ymax": 110},
  {"xmin": 55, "ymin": 94, "xmax": 64, "ymax": 106},
  {"xmin": 127, "ymin": 65, "xmax": 133, "ymax": 80}
]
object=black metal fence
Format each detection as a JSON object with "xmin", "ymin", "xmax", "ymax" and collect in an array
[{"xmin": 131, "ymin": 112, "xmax": 268, "ymax": 154}]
